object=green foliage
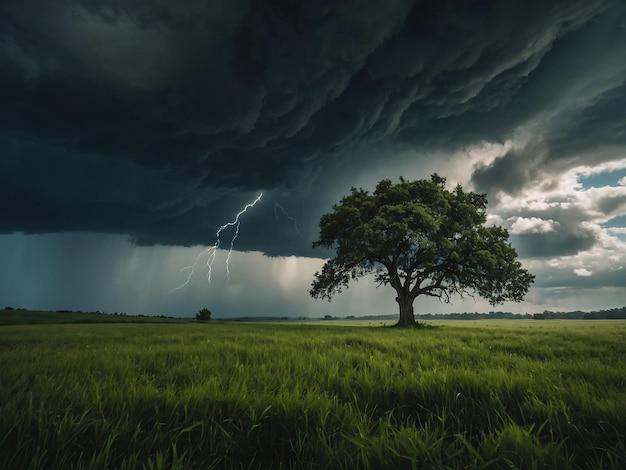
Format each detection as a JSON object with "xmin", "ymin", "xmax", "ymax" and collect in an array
[
  {"xmin": 310, "ymin": 175, "xmax": 534, "ymax": 325},
  {"xmin": 0, "ymin": 320, "xmax": 624, "ymax": 469},
  {"xmin": 195, "ymin": 308, "xmax": 212, "ymax": 322}
]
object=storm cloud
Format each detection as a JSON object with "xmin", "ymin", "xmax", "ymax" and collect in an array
[
  {"xmin": 1, "ymin": 0, "xmax": 623, "ymax": 252},
  {"xmin": 1, "ymin": 0, "xmax": 626, "ymax": 315}
]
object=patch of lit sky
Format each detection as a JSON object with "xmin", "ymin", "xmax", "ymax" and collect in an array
[
  {"xmin": 577, "ymin": 167, "xmax": 626, "ymax": 189},
  {"xmin": 601, "ymin": 214, "xmax": 626, "ymax": 241}
]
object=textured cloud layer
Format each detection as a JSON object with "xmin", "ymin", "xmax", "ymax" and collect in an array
[{"xmin": 1, "ymin": 0, "xmax": 625, "ymax": 260}]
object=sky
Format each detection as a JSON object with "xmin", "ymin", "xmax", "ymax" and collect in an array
[{"xmin": 1, "ymin": 0, "xmax": 625, "ymax": 318}]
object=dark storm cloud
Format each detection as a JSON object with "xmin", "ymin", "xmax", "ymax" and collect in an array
[
  {"xmin": 470, "ymin": 1, "xmax": 626, "ymax": 195},
  {"xmin": 510, "ymin": 230, "xmax": 597, "ymax": 259},
  {"xmin": 539, "ymin": 268, "xmax": 626, "ymax": 289},
  {"xmin": 1, "ymin": 0, "xmax": 622, "ymax": 255},
  {"xmin": 472, "ymin": 146, "xmax": 544, "ymax": 195}
]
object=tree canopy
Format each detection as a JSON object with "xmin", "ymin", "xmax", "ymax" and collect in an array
[{"xmin": 310, "ymin": 175, "xmax": 535, "ymax": 326}]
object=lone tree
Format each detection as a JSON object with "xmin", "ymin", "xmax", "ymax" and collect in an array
[
  {"xmin": 310, "ymin": 175, "xmax": 534, "ymax": 327},
  {"xmin": 196, "ymin": 307, "xmax": 212, "ymax": 321}
]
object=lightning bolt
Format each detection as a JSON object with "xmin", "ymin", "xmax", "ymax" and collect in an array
[
  {"xmin": 223, "ymin": 193, "xmax": 263, "ymax": 278},
  {"xmin": 170, "ymin": 193, "xmax": 263, "ymax": 293},
  {"xmin": 274, "ymin": 200, "xmax": 302, "ymax": 237}
]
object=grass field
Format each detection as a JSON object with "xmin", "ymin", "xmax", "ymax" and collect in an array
[{"xmin": 0, "ymin": 312, "xmax": 624, "ymax": 469}]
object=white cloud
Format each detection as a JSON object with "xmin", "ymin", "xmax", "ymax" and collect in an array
[
  {"xmin": 508, "ymin": 216, "xmax": 560, "ymax": 234},
  {"xmin": 486, "ymin": 213, "xmax": 505, "ymax": 227},
  {"xmin": 523, "ymin": 231, "xmax": 626, "ymax": 287},
  {"xmin": 483, "ymin": 152, "xmax": 626, "ymax": 310},
  {"xmin": 491, "ymin": 158, "xmax": 626, "ymax": 250},
  {"xmin": 574, "ymin": 157, "xmax": 626, "ymax": 180}
]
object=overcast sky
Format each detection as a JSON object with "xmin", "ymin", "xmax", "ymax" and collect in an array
[{"xmin": 1, "ymin": 0, "xmax": 625, "ymax": 318}]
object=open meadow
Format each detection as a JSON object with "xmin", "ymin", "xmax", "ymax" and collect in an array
[{"xmin": 0, "ymin": 313, "xmax": 624, "ymax": 469}]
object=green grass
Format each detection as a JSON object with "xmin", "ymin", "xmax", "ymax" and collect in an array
[{"xmin": 1, "ymin": 314, "xmax": 625, "ymax": 469}]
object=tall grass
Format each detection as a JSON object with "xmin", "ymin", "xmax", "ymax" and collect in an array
[{"xmin": 1, "ymin": 320, "xmax": 624, "ymax": 468}]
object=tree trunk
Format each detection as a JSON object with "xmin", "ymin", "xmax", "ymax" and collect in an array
[{"xmin": 396, "ymin": 295, "xmax": 416, "ymax": 327}]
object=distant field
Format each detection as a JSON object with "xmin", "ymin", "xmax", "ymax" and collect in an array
[
  {"xmin": 0, "ymin": 308, "xmax": 187, "ymax": 326},
  {"xmin": 0, "ymin": 313, "xmax": 624, "ymax": 469}
]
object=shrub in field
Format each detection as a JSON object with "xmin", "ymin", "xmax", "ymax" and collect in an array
[{"xmin": 196, "ymin": 307, "xmax": 212, "ymax": 321}]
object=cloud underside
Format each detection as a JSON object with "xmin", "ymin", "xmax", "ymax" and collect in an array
[{"xmin": 0, "ymin": 0, "xmax": 625, "ymax": 270}]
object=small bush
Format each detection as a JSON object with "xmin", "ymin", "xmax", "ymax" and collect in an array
[{"xmin": 196, "ymin": 308, "xmax": 212, "ymax": 321}]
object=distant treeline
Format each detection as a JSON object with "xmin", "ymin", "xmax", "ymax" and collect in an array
[
  {"xmin": 4, "ymin": 306, "xmax": 626, "ymax": 323},
  {"xmin": 0, "ymin": 307, "xmax": 186, "ymax": 326},
  {"xmin": 534, "ymin": 307, "xmax": 626, "ymax": 320},
  {"xmin": 417, "ymin": 307, "xmax": 626, "ymax": 320},
  {"xmin": 342, "ymin": 307, "xmax": 626, "ymax": 321}
]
